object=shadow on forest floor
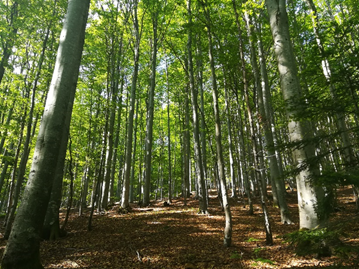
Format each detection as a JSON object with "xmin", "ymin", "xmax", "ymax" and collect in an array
[{"xmin": 0, "ymin": 187, "xmax": 358, "ymax": 268}]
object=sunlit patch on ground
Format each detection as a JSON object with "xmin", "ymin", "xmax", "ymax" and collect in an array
[{"xmin": 0, "ymin": 187, "xmax": 357, "ymax": 268}]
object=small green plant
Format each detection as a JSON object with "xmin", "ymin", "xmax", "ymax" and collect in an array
[
  {"xmin": 284, "ymin": 228, "xmax": 341, "ymax": 258},
  {"xmin": 230, "ymin": 251, "xmax": 242, "ymax": 259},
  {"xmin": 247, "ymin": 237, "xmax": 260, "ymax": 242},
  {"xmin": 253, "ymin": 247, "xmax": 265, "ymax": 258},
  {"xmin": 254, "ymin": 258, "xmax": 275, "ymax": 265}
]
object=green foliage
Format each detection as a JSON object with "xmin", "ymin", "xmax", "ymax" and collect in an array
[
  {"xmin": 284, "ymin": 228, "xmax": 359, "ymax": 258},
  {"xmin": 314, "ymin": 170, "xmax": 359, "ymax": 188},
  {"xmin": 246, "ymin": 237, "xmax": 260, "ymax": 242},
  {"xmin": 252, "ymin": 247, "xmax": 265, "ymax": 258},
  {"xmin": 230, "ymin": 251, "xmax": 242, "ymax": 259},
  {"xmin": 254, "ymin": 258, "xmax": 274, "ymax": 265}
]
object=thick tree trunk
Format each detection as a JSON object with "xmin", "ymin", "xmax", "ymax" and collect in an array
[
  {"xmin": 1, "ymin": 1, "xmax": 90, "ymax": 268},
  {"xmin": 266, "ymin": 0, "xmax": 324, "ymax": 229}
]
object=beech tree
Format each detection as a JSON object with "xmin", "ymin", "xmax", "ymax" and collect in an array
[
  {"xmin": 1, "ymin": 0, "xmax": 90, "ymax": 267},
  {"xmin": 0, "ymin": 0, "xmax": 358, "ymax": 257},
  {"xmin": 266, "ymin": 0, "xmax": 324, "ymax": 229}
]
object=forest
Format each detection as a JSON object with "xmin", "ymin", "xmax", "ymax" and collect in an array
[{"xmin": 0, "ymin": 0, "xmax": 359, "ymax": 268}]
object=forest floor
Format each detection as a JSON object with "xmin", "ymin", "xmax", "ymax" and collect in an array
[{"xmin": 0, "ymin": 187, "xmax": 359, "ymax": 268}]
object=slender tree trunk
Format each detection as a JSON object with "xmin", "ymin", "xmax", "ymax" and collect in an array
[
  {"xmin": 0, "ymin": 145, "xmax": 13, "ymax": 194},
  {"xmin": 112, "ymin": 78, "xmax": 124, "ymax": 200},
  {"xmin": 246, "ymin": 11, "xmax": 292, "ymax": 224},
  {"xmin": 165, "ymin": 59, "xmax": 173, "ymax": 204},
  {"xmin": 201, "ymin": 0, "xmax": 232, "ymax": 246},
  {"xmin": 187, "ymin": 0, "xmax": 207, "ymax": 213},
  {"xmin": 0, "ymin": 103, "xmax": 14, "ymax": 156},
  {"xmin": 61, "ymin": 137, "xmax": 75, "ymax": 231},
  {"xmin": 223, "ymin": 73, "xmax": 236, "ymax": 198},
  {"xmin": 143, "ymin": 11, "xmax": 158, "ymax": 206},
  {"xmin": 129, "ymin": 99, "xmax": 139, "ymax": 203},
  {"xmin": 122, "ymin": 0, "xmax": 140, "ymax": 209},
  {"xmin": 183, "ymin": 88, "xmax": 191, "ymax": 202},
  {"xmin": 5, "ymin": 21, "xmax": 53, "ymax": 238},
  {"xmin": 196, "ymin": 35, "xmax": 209, "ymax": 202},
  {"xmin": 0, "ymin": 1, "xmax": 19, "ymax": 86}
]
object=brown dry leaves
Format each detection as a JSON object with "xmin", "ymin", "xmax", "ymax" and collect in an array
[{"xmin": 0, "ymin": 187, "xmax": 358, "ymax": 268}]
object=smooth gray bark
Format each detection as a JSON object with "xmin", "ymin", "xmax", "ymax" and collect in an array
[
  {"xmin": 1, "ymin": 1, "xmax": 90, "ymax": 268},
  {"xmin": 247, "ymin": 12, "xmax": 292, "ymax": 224},
  {"xmin": 143, "ymin": 10, "xmax": 158, "ymax": 206},
  {"xmin": 165, "ymin": 60, "xmax": 173, "ymax": 204},
  {"xmin": 187, "ymin": 0, "xmax": 207, "ymax": 213},
  {"xmin": 223, "ymin": 74, "xmax": 236, "ymax": 198},
  {"xmin": 122, "ymin": 0, "xmax": 140, "ymax": 209},
  {"xmin": 201, "ymin": 0, "xmax": 232, "ymax": 246},
  {"xmin": 266, "ymin": 0, "xmax": 324, "ymax": 229},
  {"xmin": 196, "ymin": 35, "xmax": 209, "ymax": 202}
]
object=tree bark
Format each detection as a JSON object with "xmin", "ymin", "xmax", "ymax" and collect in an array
[
  {"xmin": 187, "ymin": 0, "xmax": 207, "ymax": 213},
  {"xmin": 0, "ymin": 1, "xmax": 19, "ymax": 86},
  {"xmin": 1, "ymin": 0, "xmax": 90, "ymax": 267},
  {"xmin": 122, "ymin": 0, "xmax": 140, "ymax": 209},
  {"xmin": 247, "ymin": 11, "xmax": 292, "ymax": 224},
  {"xmin": 143, "ymin": 9, "xmax": 158, "ymax": 206},
  {"xmin": 201, "ymin": 0, "xmax": 232, "ymax": 246},
  {"xmin": 266, "ymin": 0, "xmax": 324, "ymax": 229}
]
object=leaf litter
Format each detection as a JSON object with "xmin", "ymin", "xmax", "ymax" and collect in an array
[{"xmin": 0, "ymin": 187, "xmax": 358, "ymax": 268}]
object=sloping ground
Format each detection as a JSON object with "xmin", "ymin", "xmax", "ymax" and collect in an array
[{"xmin": 0, "ymin": 187, "xmax": 358, "ymax": 268}]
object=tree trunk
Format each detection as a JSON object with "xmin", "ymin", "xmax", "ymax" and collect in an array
[
  {"xmin": 1, "ymin": 0, "xmax": 90, "ymax": 267},
  {"xmin": 0, "ymin": 1, "xmax": 19, "ymax": 86},
  {"xmin": 5, "ymin": 21, "xmax": 53, "ymax": 239},
  {"xmin": 187, "ymin": 0, "xmax": 207, "ymax": 213},
  {"xmin": 122, "ymin": 0, "xmax": 140, "ymax": 209},
  {"xmin": 247, "ymin": 11, "xmax": 292, "ymax": 224},
  {"xmin": 266, "ymin": 0, "xmax": 324, "ymax": 229},
  {"xmin": 201, "ymin": 0, "xmax": 232, "ymax": 246},
  {"xmin": 165, "ymin": 59, "xmax": 173, "ymax": 204},
  {"xmin": 223, "ymin": 73, "xmax": 236, "ymax": 198},
  {"xmin": 143, "ymin": 10, "xmax": 158, "ymax": 206},
  {"xmin": 196, "ymin": 34, "xmax": 209, "ymax": 204},
  {"xmin": 183, "ymin": 88, "xmax": 191, "ymax": 202}
]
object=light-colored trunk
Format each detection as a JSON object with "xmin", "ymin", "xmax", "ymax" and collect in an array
[
  {"xmin": 122, "ymin": 1, "xmax": 140, "ymax": 209},
  {"xmin": 266, "ymin": 0, "xmax": 324, "ymax": 229},
  {"xmin": 143, "ymin": 11, "xmax": 158, "ymax": 206},
  {"xmin": 187, "ymin": 0, "xmax": 207, "ymax": 213},
  {"xmin": 223, "ymin": 76, "xmax": 236, "ymax": 198},
  {"xmin": 165, "ymin": 60, "xmax": 172, "ymax": 204},
  {"xmin": 202, "ymin": 1, "xmax": 232, "ymax": 246},
  {"xmin": 183, "ymin": 88, "xmax": 191, "ymax": 203},
  {"xmin": 247, "ymin": 12, "xmax": 292, "ymax": 224},
  {"xmin": 196, "ymin": 35, "xmax": 209, "ymax": 200}
]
